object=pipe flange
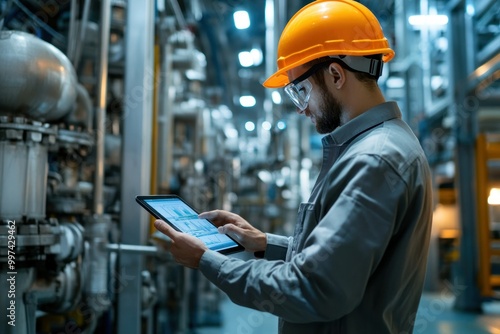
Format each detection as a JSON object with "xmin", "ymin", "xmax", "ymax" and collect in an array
[
  {"xmin": 57, "ymin": 129, "xmax": 94, "ymax": 147},
  {"xmin": 0, "ymin": 234, "xmax": 57, "ymax": 248},
  {"xmin": 0, "ymin": 121, "xmax": 58, "ymax": 146}
]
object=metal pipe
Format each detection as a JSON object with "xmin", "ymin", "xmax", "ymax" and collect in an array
[
  {"xmin": 66, "ymin": 0, "xmax": 78, "ymax": 59},
  {"xmin": 168, "ymin": 0, "xmax": 187, "ymax": 29},
  {"xmin": 73, "ymin": 0, "xmax": 92, "ymax": 69},
  {"xmin": 158, "ymin": 42, "xmax": 175, "ymax": 191},
  {"xmin": 93, "ymin": 0, "xmax": 111, "ymax": 215},
  {"xmin": 12, "ymin": 0, "xmax": 66, "ymax": 45},
  {"xmin": 107, "ymin": 244, "xmax": 161, "ymax": 254},
  {"xmin": 0, "ymin": 0, "xmax": 13, "ymax": 30},
  {"xmin": 117, "ymin": 0, "xmax": 154, "ymax": 331}
]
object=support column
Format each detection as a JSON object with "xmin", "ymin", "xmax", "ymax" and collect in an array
[
  {"xmin": 450, "ymin": 0, "xmax": 482, "ymax": 311},
  {"xmin": 117, "ymin": 0, "xmax": 155, "ymax": 332}
]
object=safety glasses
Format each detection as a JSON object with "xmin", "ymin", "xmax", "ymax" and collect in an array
[
  {"xmin": 284, "ymin": 61, "xmax": 331, "ymax": 110},
  {"xmin": 283, "ymin": 55, "xmax": 383, "ymax": 110}
]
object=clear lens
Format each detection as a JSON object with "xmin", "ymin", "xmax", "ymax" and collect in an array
[{"xmin": 284, "ymin": 79, "xmax": 312, "ymax": 110}]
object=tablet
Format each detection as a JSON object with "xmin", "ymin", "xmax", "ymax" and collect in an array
[{"xmin": 136, "ymin": 195, "xmax": 244, "ymax": 254}]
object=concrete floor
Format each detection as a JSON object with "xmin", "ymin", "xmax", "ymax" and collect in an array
[{"xmin": 197, "ymin": 292, "xmax": 500, "ymax": 334}]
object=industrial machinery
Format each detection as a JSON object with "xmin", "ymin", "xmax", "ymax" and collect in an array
[
  {"xmin": 0, "ymin": 0, "xmax": 301, "ymax": 332},
  {"xmin": 0, "ymin": 1, "xmax": 208, "ymax": 333},
  {"xmin": 11, "ymin": 0, "xmax": 500, "ymax": 331}
]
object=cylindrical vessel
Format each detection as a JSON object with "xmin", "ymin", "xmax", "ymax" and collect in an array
[
  {"xmin": 24, "ymin": 143, "xmax": 49, "ymax": 219},
  {"xmin": 0, "ymin": 142, "xmax": 28, "ymax": 221},
  {"xmin": 0, "ymin": 31, "xmax": 77, "ymax": 122},
  {"xmin": 0, "ymin": 121, "xmax": 55, "ymax": 221}
]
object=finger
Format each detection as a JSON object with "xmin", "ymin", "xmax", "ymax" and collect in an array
[
  {"xmin": 154, "ymin": 220, "xmax": 180, "ymax": 241},
  {"xmin": 200, "ymin": 210, "xmax": 242, "ymax": 226},
  {"xmin": 199, "ymin": 210, "xmax": 232, "ymax": 227},
  {"xmin": 198, "ymin": 210, "xmax": 218, "ymax": 220},
  {"xmin": 218, "ymin": 224, "xmax": 244, "ymax": 242}
]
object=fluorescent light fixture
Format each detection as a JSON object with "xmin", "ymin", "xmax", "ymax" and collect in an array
[
  {"xmin": 250, "ymin": 48, "xmax": 263, "ymax": 66},
  {"xmin": 489, "ymin": 188, "xmax": 500, "ymax": 205},
  {"xmin": 194, "ymin": 160, "xmax": 204, "ymax": 173},
  {"xmin": 245, "ymin": 121, "xmax": 255, "ymax": 131},
  {"xmin": 272, "ymin": 91, "xmax": 282, "ymax": 104},
  {"xmin": 431, "ymin": 75, "xmax": 444, "ymax": 90},
  {"xmin": 466, "ymin": 4, "xmax": 475, "ymax": 16},
  {"xmin": 239, "ymin": 48, "xmax": 263, "ymax": 67},
  {"xmin": 234, "ymin": 10, "xmax": 250, "ymax": 29},
  {"xmin": 238, "ymin": 51, "xmax": 253, "ymax": 67},
  {"xmin": 224, "ymin": 127, "xmax": 238, "ymax": 139},
  {"xmin": 408, "ymin": 14, "xmax": 448, "ymax": 27},
  {"xmin": 185, "ymin": 69, "xmax": 205, "ymax": 81},
  {"xmin": 258, "ymin": 170, "xmax": 272, "ymax": 183},
  {"xmin": 262, "ymin": 121, "xmax": 272, "ymax": 131},
  {"xmin": 239, "ymin": 95, "xmax": 256, "ymax": 107},
  {"xmin": 386, "ymin": 77, "xmax": 405, "ymax": 89}
]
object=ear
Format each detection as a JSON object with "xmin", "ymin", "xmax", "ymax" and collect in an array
[{"xmin": 328, "ymin": 63, "xmax": 345, "ymax": 89}]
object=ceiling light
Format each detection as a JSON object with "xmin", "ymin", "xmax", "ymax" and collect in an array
[
  {"xmin": 488, "ymin": 188, "xmax": 500, "ymax": 205},
  {"xmin": 262, "ymin": 121, "xmax": 272, "ymax": 131},
  {"xmin": 238, "ymin": 51, "xmax": 253, "ymax": 67},
  {"xmin": 239, "ymin": 95, "xmax": 256, "ymax": 107},
  {"xmin": 466, "ymin": 4, "xmax": 475, "ymax": 16},
  {"xmin": 185, "ymin": 69, "xmax": 205, "ymax": 81},
  {"xmin": 239, "ymin": 48, "xmax": 262, "ymax": 67},
  {"xmin": 408, "ymin": 14, "xmax": 448, "ymax": 27},
  {"xmin": 224, "ymin": 126, "xmax": 238, "ymax": 139},
  {"xmin": 386, "ymin": 77, "xmax": 405, "ymax": 89},
  {"xmin": 250, "ymin": 48, "xmax": 263, "ymax": 66},
  {"xmin": 245, "ymin": 121, "xmax": 255, "ymax": 131},
  {"xmin": 272, "ymin": 91, "xmax": 282, "ymax": 104},
  {"xmin": 234, "ymin": 10, "xmax": 250, "ymax": 30},
  {"xmin": 431, "ymin": 75, "xmax": 444, "ymax": 91},
  {"xmin": 277, "ymin": 121, "xmax": 286, "ymax": 130}
]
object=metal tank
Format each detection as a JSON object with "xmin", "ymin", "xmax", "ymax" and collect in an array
[{"xmin": 0, "ymin": 30, "xmax": 77, "ymax": 122}]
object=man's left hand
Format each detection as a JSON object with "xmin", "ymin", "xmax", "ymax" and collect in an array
[{"xmin": 154, "ymin": 219, "xmax": 208, "ymax": 269}]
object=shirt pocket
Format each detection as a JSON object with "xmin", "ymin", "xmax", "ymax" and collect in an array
[{"xmin": 287, "ymin": 202, "xmax": 315, "ymax": 260}]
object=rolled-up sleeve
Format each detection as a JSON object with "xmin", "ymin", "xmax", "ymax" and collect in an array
[{"xmin": 263, "ymin": 233, "xmax": 292, "ymax": 260}]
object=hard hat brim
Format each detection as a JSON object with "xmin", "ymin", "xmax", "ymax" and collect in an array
[{"xmin": 262, "ymin": 71, "xmax": 290, "ymax": 88}]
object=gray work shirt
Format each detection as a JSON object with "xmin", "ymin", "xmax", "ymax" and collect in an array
[{"xmin": 200, "ymin": 101, "xmax": 433, "ymax": 333}]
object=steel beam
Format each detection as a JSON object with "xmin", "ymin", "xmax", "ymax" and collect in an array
[{"xmin": 117, "ymin": 0, "xmax": 155, "ymax": 332}]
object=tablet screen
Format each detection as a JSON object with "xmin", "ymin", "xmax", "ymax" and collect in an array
[{"xmin": 136, "ymin": 195, "xmax": 243, "ymax": 254}]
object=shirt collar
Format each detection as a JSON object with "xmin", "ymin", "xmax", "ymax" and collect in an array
[{"xmin": 322, "ymin": 101, "xmax": 402, "ymax": 146}]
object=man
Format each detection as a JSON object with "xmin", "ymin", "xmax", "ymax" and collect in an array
[{"xmin": 154, "ymin": 0, "xmax": 433, "ymax": 333}]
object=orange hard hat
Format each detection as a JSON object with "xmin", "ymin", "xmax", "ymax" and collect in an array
[{"xmin": 263, "ymin": 0, "xmax": 395, "ymax": 88}]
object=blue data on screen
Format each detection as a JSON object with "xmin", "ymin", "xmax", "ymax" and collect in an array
[{"xmin": 145, "ymin": 198, "xmax": 238, "ymax": 251}]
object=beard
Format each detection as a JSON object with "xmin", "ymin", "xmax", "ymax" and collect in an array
[{"xmin": 314, "ymin": 85, "xmax": 342, "ymax": 134}]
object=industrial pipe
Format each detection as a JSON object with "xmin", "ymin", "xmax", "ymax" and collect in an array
[
  {"xmin": 107, "ymin": 244, "xmax": 162, "ymax": 255},
  {"xmin": 93, "ymin": 0, "xmax": 111, "ymax": 215}
]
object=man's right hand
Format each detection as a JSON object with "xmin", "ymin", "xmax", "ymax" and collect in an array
[{"xmin": 198, "ymin": 210, "xmax": 267, "ymax": 253}]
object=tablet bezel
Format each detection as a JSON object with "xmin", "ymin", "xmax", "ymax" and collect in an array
[{"xmin": 136, "ymin": 194, "xmax": 244, "ymax": 254}]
